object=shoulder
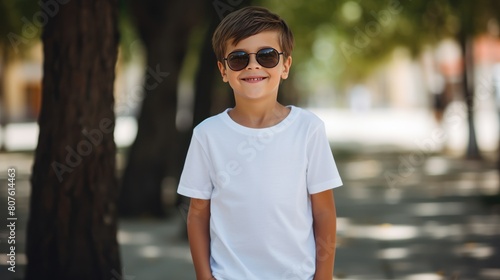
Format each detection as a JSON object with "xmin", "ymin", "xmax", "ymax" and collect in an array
[
  {"xmin": 194, "ymin": 109, "xmax": 229, "ymax": 131},
  {"xmin": 192, "ymin": 109, "xmax": 229, "ymax": 137},
  {"xmin": 292, "ymin": 106, "xmax": 326, "ymax": 130}
]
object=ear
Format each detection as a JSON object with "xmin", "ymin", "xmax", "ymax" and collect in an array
[
  {"xmin": 217, "ymin": 61, "xmax": 229, "ymax": 83},
  {"xmin": 281, "ymin": 56, "xmax": 292, "ymax": 80}
]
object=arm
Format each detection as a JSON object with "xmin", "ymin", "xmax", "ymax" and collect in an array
[
  {"xmin": 187, "ymin": 198, "xmax": 214, "ymax": 280},
  {"xmin": 311, "ymin": 189, "xmax": 337, "ymax": 280}
]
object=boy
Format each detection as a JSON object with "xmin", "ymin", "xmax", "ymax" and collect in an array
[{"xmin": 178, "ymin": 6, "xmax": 343, "ymax": 280}]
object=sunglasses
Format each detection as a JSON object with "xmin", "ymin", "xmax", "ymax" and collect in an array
[{"xmin": 223, "ymin": 48, "xmax": 284, "ymax": 71}]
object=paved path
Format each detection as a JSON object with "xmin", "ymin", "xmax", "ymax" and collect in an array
[
  {"xmin": 0, "ymin": 150, "xmax": 499, "ymax": 280},
  {"xmin": 333, "ymin": 152, "xmax": 500, "ymax": 279}
]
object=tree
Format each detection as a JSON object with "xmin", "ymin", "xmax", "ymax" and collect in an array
[
  {"xmin": 118, "ymin": 0, "xmax": 205, "ymax": 217},
  {"xmin": 26, "ymin": 0, "xmax": 121, "ymax": 279}
]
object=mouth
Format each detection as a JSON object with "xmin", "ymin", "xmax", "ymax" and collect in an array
[{"xmin": 241, "ymin": 77, "xmax": 267, "ymax": 83}]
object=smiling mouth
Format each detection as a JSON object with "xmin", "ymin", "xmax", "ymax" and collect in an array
[{"xmin": 242, "ymin": 77, "xmax": 266, "ymax": 82}]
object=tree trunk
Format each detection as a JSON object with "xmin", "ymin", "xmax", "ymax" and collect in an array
[
  {"xmin": 119, "ymin": 0, "xmax": 203, "ymax": 217},
  {"xmin": 26, "ymin": 1, "xmax": 121, "ymax": 279},
  {"xmin": 459, "ymin": 33, "xmax": 482, "ymax": 160},
  {"xmin": 192, "ymin": 13, "xmax": 220, "ymax": 127},
  {"xmin": 457, "ymin": 1, "xmax": 481, "ymax": 160},
  {"xmin": 175, "ymin": 8, "xmax": 222, "ymax": 217}
]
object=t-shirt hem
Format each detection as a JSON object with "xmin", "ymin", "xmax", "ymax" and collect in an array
[
  {"xmin": 177, "ymin": 185, "xmax": 212, "ymax": 199},
  {"xmin": 212, "ymin": 272, "xmax": 313, "ymax": 280},
  {"xmin": 308, "ymin": 177, "xmax": 343, "ymax": 194}
]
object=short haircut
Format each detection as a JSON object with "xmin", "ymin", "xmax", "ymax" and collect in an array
[{"xmin": 212, "ymin": 6, "xmax": 294, "ymax": 63}]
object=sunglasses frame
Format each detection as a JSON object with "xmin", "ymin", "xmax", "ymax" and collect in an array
[{"xmin": 223, "ymin": 48, "xmax": 284, "ymax": 71}]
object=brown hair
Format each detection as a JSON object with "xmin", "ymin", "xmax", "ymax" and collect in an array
[{"xmin": 212, "ymin": 6, "xmax": 294, "ymax": 63}]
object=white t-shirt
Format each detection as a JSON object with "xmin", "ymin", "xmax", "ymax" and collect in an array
[{"xmin": 178, "ymin": 106, "xmax": 343, "ymax": 280}]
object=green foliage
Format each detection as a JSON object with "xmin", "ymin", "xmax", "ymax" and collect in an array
[
  {"xmin": 0, "ymin": 1, "xmax": 20, "ymax": 40},
  {"xmin": 118, "ymin": 15, "xmax": 141, "ymax": 62},
  {"xmin": 0, "ymin": 0, "xmax": 145, "ymax": 61},
  {"xmin": 253, "ymin": 0, "xmax": 500, "ymax": 91},
  {"xmin": 0, "ymin": 0, "xmax": 41, "ymax": 56},
  {"xmin": 118, "ymin": 0, "xmax": 142, "ymax": 62}
]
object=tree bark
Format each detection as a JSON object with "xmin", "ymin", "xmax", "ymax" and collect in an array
[
  {"xmin": 119, "ymin": 0, "xmax": 204, "ymax": 217},
  {"xmin": 26, "ymin": 1, "xmax": 121, "ymax": 279}
]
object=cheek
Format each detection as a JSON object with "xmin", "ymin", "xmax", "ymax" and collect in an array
[
  {"xmin": 227, "ymin": 72, "xmax": 238, "ymax": 82},
  {"xmin": 272, "ymin": 67, "xmax": 286, "ymax": 80}
]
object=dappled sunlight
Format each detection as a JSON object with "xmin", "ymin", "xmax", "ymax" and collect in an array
[
  {"xmin": 480, "ymin": 170, "xmax": 500, "ymax": 195},
  {"xmin": 163, "ymin": 246, "xmax": 194, "ymax": 263},
  {"xmin": 423, "ymin": 156, "xmax": 450, "ymax": 176},
  {"xmin": 384, "ymin": 188, "xmax": 403, "ymax": 204},
  {"xmin": 344, "ymin": 183, "xmax": 373, "ymax": 201},
  {"xmin": 138, "ymin": 245, "xmax": 162, "ymax": 259},
  {"xmin": 403, "ymin": 273, "xmax": 443, "ymax": 280},
  {"xmin": 421, "ymin": 221, "xmax": 465, "ymax": 239},
  {"xmin": 346, "ymin": 223, "xmax": 419, "ymax": 241},
  {"xmin": 343, "ymin": 159, "xmax": 383, "ymax": 179},
  {"xmin": 453, "ymin": 242, "xmax": 495, "ymax": 259},
  {"xmin": 480, "ymin": 268, "xmax": 500, "ymax": 279},
  {"xmin": 335, "ymin": 149, "xmax": 499, "ymax": 278},
  {"xmin": 455, "ymin": 176, "xmax": 481, "ymax": 196},
  {"xmin": 376, "ymin": 247, "xmax": 410, "ymax": 260},
  {"xmin": 118, "ymin": 231, "xmax": 154, "ymax": 245},
  {"xmin": 467, "ymin": 215, "xmax": 500, "ymax": 236},
  {"xmin": 410, "ymin": 202, "xmax": 466, "ymax": 217},
  {"xmin": 336, "ymin": 217, "xmax": 351, "ymax": 233},
  {"xmin": 117, "ymin": 217, "xmax": 195, "ymax": 279}
]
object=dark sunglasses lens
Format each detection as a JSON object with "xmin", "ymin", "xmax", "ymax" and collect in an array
[
  {"xmin": 256, "ymin": 48, "xmax": 279, "ymax": 68},
  {"xmin": 228, "ymin": 52, "xmax": 249, "ymax": 71}
]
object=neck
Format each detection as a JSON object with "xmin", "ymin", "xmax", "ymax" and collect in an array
[{"xmin": 229, "ymin": 100, "xmax": 290, "ymax": 128}]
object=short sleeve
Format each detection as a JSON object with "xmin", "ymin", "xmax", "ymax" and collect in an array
[
  {"xmin": 306, "ymin": 122, "xmax": 343, "ymax": 194},
  {"xmin": 177, "ymin": 133, "xmax": 214, "ymax": 199}
]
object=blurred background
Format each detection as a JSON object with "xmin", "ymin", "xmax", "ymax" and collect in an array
[{"xmin": 0, "ymin": 0, "xmax": 499, "ymax": 279}]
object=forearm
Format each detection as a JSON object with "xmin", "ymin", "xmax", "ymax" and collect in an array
[
  {"xmin": 313, "ymin": 211, "xmax": 337, "ymax": 280},
  {"xmin": 187, "ymin": 199, "xmax": 213, "ymax": 280}
]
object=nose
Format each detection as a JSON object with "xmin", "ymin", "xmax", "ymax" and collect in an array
[{"xmin": 246, "ymin": 53, "xmax": 260, "ymax": 69}]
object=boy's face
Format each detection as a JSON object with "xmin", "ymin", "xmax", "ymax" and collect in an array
[{"xmin": 217, "ymin": 31, "xmax": 292, "ymax": 102}]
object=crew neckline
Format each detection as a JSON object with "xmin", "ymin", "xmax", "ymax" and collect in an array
[{"xmin": 220, "ymin": 105, "xmax": 299, "ymax": 135}]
